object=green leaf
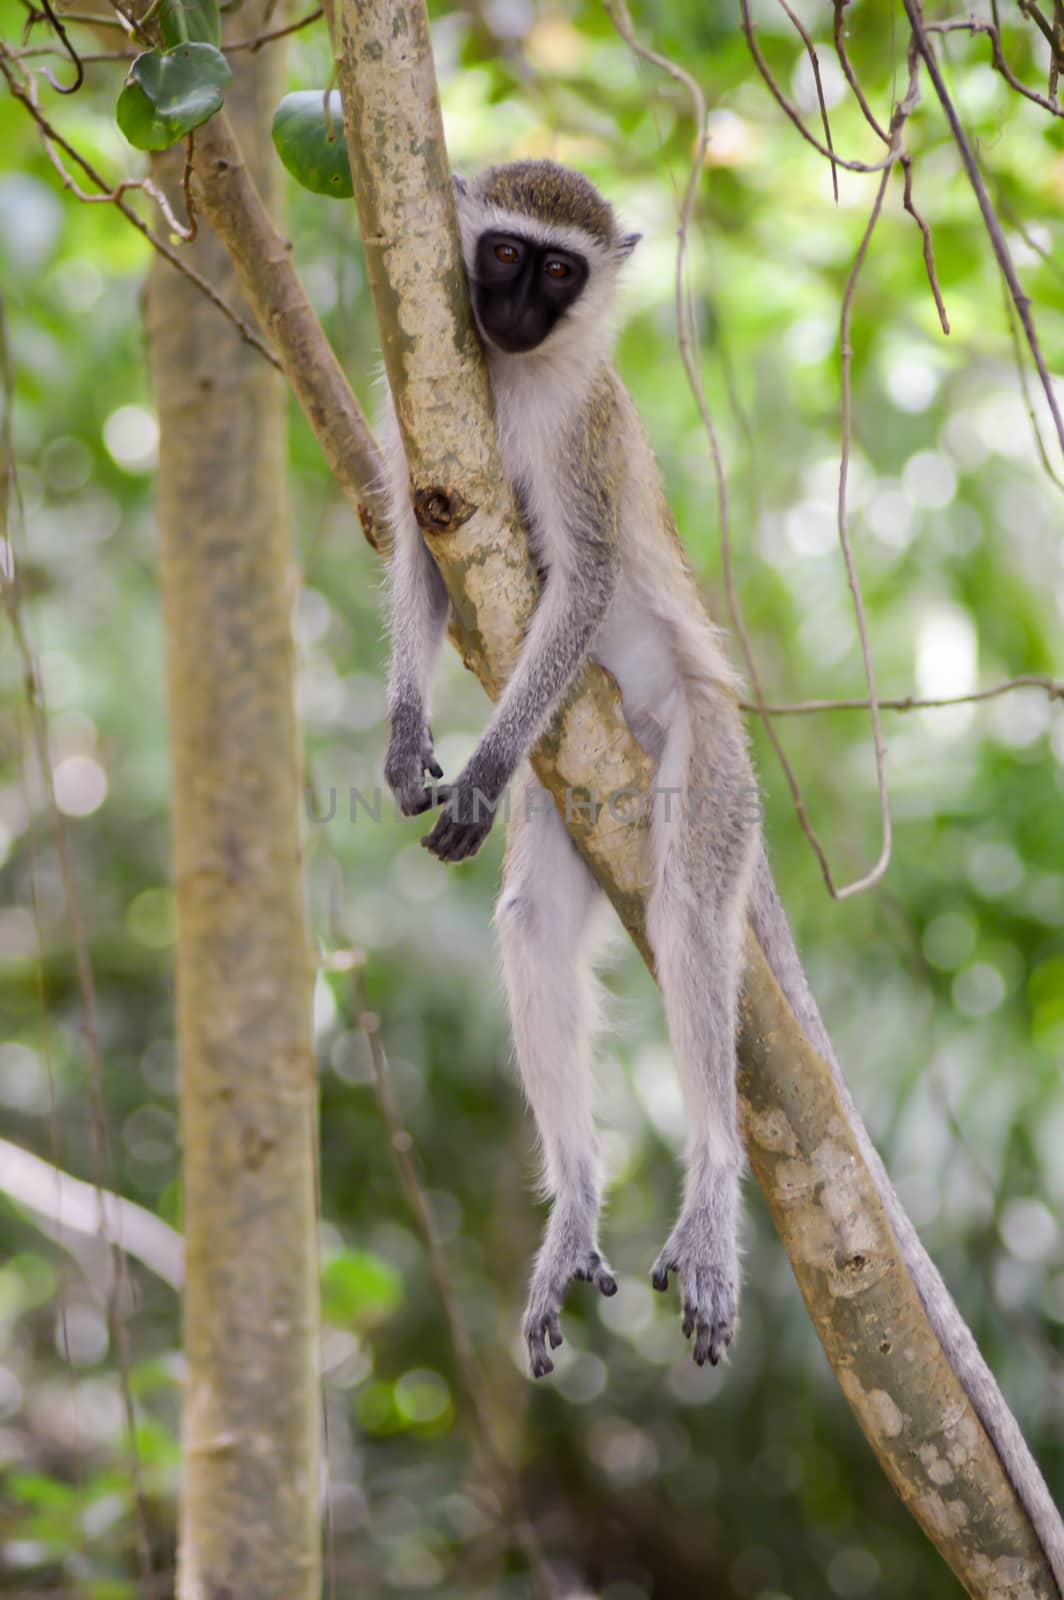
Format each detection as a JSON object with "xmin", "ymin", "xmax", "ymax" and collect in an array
[
  {"xmin": 159, "ymin": 0, "xmax": 222, "ymax": 48},
  {"xmin": 271, "ymin": 90, "xmax": 353, "ymax": 199},
  {"xmin": 116, "ymin": 43, "xmax": 232, "ymax": 153},
  {"xmin": 321, "ymin": 1249, "xmax": 402, "ymax": 1325}
]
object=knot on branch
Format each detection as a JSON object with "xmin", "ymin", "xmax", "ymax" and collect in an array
[
  {"xmin": 413, "ymin": 484, "xmax": 475, "ymax": 536},
  {"xmin": 358, "ymin": 502, "xmax": 380, "ymax": 551}
]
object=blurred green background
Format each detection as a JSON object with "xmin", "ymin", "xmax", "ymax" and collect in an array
[{"xmin": 1, "ymin": 0, "xmax": 1063, "ymax": 1593}]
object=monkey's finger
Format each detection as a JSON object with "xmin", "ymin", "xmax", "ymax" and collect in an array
[
  {"xmin": 426, "ymin": 758, "xmax": 444, "ymax": 780},
  {"xmin": 424, "ymin": 819, "xmax": 470, "ymax": 862},
  {"xmin": 546, "ymin": 1312, "xmax": 563, "ymax": 1350},
  {"xmin": 650, "ymin": 1257, "xmax": 677, "ymax": 1293},
  {"xmin": 527, "ymin": 1326, "xmax": 555, "ymax": 1379},
  {"xmin": 682, "ymin": 1301, "xmax": 696, "ymax": 1340},
  {"xmin": 447, "ymin": 828, "xmax": 480, "ymax": 863},
  {"xmin": 405, "ymin": 788, "xmax": 438, "ymax": 817},
  {"xmin": 421, "ymin": 814, "xmax": 456, "ymax": 855},
  {"xmin": 693, "ymin": 1321, "xmax": 713, "ymax": 1367},
  {"xmin": 591, "ymin": 1256, "xmax": 618, "ymax": 1297},
  {"xmin": 708, "ymin": 1324, "xmax": 730, "ymax": 1367}
]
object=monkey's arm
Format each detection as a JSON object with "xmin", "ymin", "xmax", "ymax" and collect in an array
[
  {"xmin": 380, "ymin": 404, "xmax": 451, "ymax": 816},
  {"xmin": 422, "ymin": 511, "xmax": 617, "ymax": 863}
]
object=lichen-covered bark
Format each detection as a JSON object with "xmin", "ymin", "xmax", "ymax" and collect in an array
[
  {"xmin": 329, "ymin": 2, "xmax": 1059, "ymax": 1594},
  {"xmin": 145, "ymin": 16, "xmax": 319, "ymax": 1597},
  {"xmin": 740, "ymin": 955, "xmax": 1054, "ymax": 1600}
]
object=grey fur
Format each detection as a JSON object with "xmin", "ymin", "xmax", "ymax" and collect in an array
[{"xmin": 379, "ymin": 162, "xmax": 1064, "ymax": 1582}]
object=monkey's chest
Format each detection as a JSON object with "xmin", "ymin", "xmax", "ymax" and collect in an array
[{"xmin": 512, "ymin": 474, "xmax": 572, "ymax": 581}]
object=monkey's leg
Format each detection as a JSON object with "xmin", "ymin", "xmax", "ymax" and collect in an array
[
  {"xmin": 496, "ymin": 774, "xmax": 617, "ymax": 1379},
  {"xmin": 647, "ymin": 705, "xmax": 757, "ymax": 1366}
]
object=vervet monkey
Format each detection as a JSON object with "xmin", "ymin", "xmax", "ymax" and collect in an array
[{"xmin": 381, "ymin": 160, "xmax": 1064, "ymax": 1576}]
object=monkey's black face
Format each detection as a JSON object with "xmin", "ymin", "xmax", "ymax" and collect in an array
[{"xmin": 471, "ymin": 231, "xmax": 589, "ymax": 354}]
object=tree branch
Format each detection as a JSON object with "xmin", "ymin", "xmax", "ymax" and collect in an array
[{"xmin": 188, "ymin": 109, "xmax": 389, "ymax": 542}]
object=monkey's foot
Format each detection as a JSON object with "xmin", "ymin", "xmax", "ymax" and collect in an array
[
  {"xmin": 523, "ymin": 1232, "xmax": 617, "ymax": 1379},
  {"xmin": 651, "ymin": 1209, "xmax": 738, "ymax": 1367}
]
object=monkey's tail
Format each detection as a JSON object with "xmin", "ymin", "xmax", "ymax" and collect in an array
[{"xmin": 748, "ymin": 844, "xmax": 1064, "ymax": 1592}]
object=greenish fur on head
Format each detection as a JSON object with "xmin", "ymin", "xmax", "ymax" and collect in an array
[{"xmin": 473, "ymin": 160, "xmax": 620, "ymax": 249}]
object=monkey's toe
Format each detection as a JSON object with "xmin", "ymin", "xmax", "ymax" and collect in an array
[
  {"xmin": 573, "ymin": 1251, "xmax": 617, "ymax": 1296},
  {"xmin": 523, "ymin": 1304, "xmax": 564, "ymax": 1379}
]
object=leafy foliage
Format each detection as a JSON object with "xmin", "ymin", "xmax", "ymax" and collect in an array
[
  {"xmin": 158, "ymin": 0, "xmax": 221, "ymax": 50},
  {"xmin": 116, "ymin": 44, "xmax": 232, "ymax": 152},
  {"xmin": 272, "ymin": 90, "xmax": 354, "ymax": 198}
]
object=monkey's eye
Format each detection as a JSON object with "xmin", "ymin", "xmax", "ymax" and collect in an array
[
  {"xmin": 494, "ymin": 242, "xmax": 521, "ymax": 264},
  {"xmin": 544, "ymin": 259, "xmax": 572, "ymax": 280}
]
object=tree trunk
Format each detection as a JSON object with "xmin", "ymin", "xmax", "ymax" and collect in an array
[{"xmin": 144, "ymin": 13, "xmax": 320, "ymax": 1596}]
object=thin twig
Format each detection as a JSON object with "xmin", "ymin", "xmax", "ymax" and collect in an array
[
  {"xmin": 53, "ymin": 7, "xmax": 132, "ymax": 26},
  {"xmin": 964, "ymin": 1, "xmax": 1064, "ymax": 117},
  {"xmin": 1017, "ymin": 0, "xmax": 1059, "ymax": 48},
  {"xmin": 227, "ymin": 4, "xmax": 322, "ymax": 51},
  {"xmin": 181, "ymin": 130, "xmax": 197, "ymax": 242},
  {"xmin": 0, "ymin": 51, "xmax": 279, "ymax": 369},
  {"xmin": 900, "ymin": 153, "xmax": 950, "ymax": 334},
  {"xmin": 36, "ymin": 0, "xmax": 84, "ymax": 91},
  {"xmin": 828, "ymin": 163, "xmax": 893, "ymax": 897},
  {"xmin": 833, "ymin": 0, "xmax": 891, "ymax": 142},
  {"xmin": 904, "ymin": 0, "xmax": 1064, "ymax": 459},
  {"xmin": 740, "ymin": 674, "xmax": 1064, "ymax": 716},
  {"xmin": 10, "ymin": 42, "xmax": 134, "ymax": 59},
  {"xmin": 739, "ymin": 0, "xmax": 902, "ymax": 172},
  {"xmin": 1000, "ymin": 284, "xmax": 1064, "ymax": 492},
  {"xmin": 993, "ymin": 187, "xmax": 1064, "ymax": 285},
  {"xmin": 777, "ymin": 0, "xmax": 839, "ymax": 201},
  {"xmin": 832, "ymin": 4, "xmax": 950, "ymax": 335}
]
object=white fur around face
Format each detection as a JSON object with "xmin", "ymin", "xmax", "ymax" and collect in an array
[{"xmin": 455, "ymin": 192, "xmax": 627, "ymax": 381}]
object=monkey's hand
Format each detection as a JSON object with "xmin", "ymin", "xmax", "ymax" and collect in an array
[
  {"xmin": 420, "ymin": 775, "xmax": 496, "ymax": 863},
  {"xmin": 385, "ymin": 718, "xmax": 444, "ymax": 817},
  {"xmin": 420, "ymin": 751, "xmax": 506, "ymax": 863},
  {"xmin": 523, "ymin": 1208, "xmax": 617, "ymax": 1379}
]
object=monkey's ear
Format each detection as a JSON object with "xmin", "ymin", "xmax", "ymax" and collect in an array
[
  {"xmin": 617, "ymin": 231, "xmax": 642, "ymax": 258},
  {"xmin": 452, "ymin": 173, "xmax": 469, "ymax": 196}
]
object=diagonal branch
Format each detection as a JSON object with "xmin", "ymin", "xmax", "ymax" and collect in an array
[{"xmin": 188, "ymin": 110, "xmax": 390, "ymax": 541}]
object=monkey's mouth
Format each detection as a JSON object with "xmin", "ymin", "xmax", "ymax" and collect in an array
[
  {"xmin": 475, "ymin": 304, "xmax": 555, "ymax": 355},
  {"xmin": 484, "ymin": 329, "xmax": 548, "ymax": 355}
]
